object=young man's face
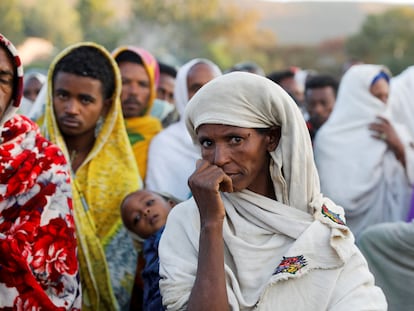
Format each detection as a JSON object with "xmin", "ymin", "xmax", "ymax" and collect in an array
[
  {"xmin": 53, "ymin": 72, "xmax": 106, "ymax": 137},
  {"xmin": 305, "ymin": 86, "xmax": 336, "ymax": 130},
  {"xmin": 0, "ymin": 47, "xmax": 14, "ymax": 119},
  {"xmin": 118, "ymin": 61, "xmax": 151, "ymax": 118}
]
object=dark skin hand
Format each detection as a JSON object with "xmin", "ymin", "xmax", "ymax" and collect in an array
[
  {"xmin": 369, "ymin": 116, "xmax": 406, "ymax": 167},
  {"xmin": 187, "ymin": 159, "xmax": 232, "ymax": 311}
]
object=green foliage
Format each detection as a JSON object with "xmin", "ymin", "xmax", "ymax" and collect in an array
[
  {"xmin": 345, "ymin": 7, "xmax": 414, "ymax": 75},
  {"xmin": 76, "ymin": 0, "xmax": 122, "ymax": 50},
  {"xmin": 128, "ymin": 0, "xmax": 276, "ymax": 70},
  {"xmin": 0, "ymin": 0, "xmax": 24, "ymax": 44},
  {"xmin": 132, "ymin": 0, "xmax": 219, "ymax": 24},
  {"xmin": 6, "ymin": 0, "xmax": 412, "ymax": 77},
  {"xmin": 22, "ymin": 0, "xmax": 82, "ymax": 48}
]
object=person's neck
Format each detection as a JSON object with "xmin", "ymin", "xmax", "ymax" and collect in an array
[{"xmin": 65, "ymin": 134, "xmax": 95, "ymax": 172}]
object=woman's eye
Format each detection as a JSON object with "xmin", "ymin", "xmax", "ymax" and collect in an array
[
  {"xmin": 230, "ymin": 137, "xmax": 242, "ymax": 144},
  {"xmin": 200, "ymin": 140, "xmax": 212, "ymax": 148},
  {"xmin": 146, "ymin": 199, "xmax": 155, "ymax": 206}
]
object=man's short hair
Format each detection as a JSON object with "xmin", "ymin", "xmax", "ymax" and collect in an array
[
  {"xmin": 266, "ymin": 69, "xmax": 295, "ymax": 85},
  {"xmin": 53, "ymin": 46, "xmax": 115, "ymax": 100},
  {"xmin": 305, "ymin": 74, "xmax": 339, "ymax": 97},
  {"xmin": 114, "ymin": 50, "xmax": 143, "ymax": 66},
  {"xmin": 158, "ymin": 62, "xmax": 177, "ymax": 78}
]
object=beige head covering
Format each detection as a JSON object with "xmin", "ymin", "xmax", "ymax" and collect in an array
[
  {"xmin": 160, "ymin": 72, "xmax": 382, "ymax": 311},
  {"xmin": 185, "ymin": 71, "xmax": 319, "ymax": 213}
]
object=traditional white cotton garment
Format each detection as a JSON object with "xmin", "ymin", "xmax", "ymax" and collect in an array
[
  {"xmin": 356, "ymin": 67, "xmax": 414, "ymax": 311},
  {"xmin": 27, "ymin": 83, "xmax": 47, "ymax": 122},
  {"xmin": 145, "ymin": 59, "xmax": 221, "ymax": 201},
  {"xmin": 314, "ymin": 64, "xmax": 413, "ymax": 240},
  {"xmin": 359, "ymin": 221, "xmax": 414, "ymax": 311},
  {"xmin": 389, "ymin": 66, "xmax": 414, "ymax": 183},
  {"xmin": 159, "ymin": 72, "xmax": 386, "ymax": 310}
]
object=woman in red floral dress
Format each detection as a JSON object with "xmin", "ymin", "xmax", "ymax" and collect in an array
[{"xmin": 0, "ymin": 33, "xmax": 81, "ymax": 310}]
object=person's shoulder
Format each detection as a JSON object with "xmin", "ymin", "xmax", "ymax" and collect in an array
[
  {"xmin": 13, "ymin": 114, "xmax": 66, "ymax": 160},
  {"xmin": 165, "ymin": 197, "xmax": 198, "ymax": 226},
  {"xmin": 149, "ymin": 122, "xmax": 183, "ymax": 149}
]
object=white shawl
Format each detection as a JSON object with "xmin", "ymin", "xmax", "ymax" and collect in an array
[
  {"xmin": 159, "ymin": 72, "xmax": 386, "ymax": 310},
  {"xmin": 145, "ymin": 59, "xmax": 221, "ymax": 200},
  {"xmin": 359, "ymin": 221, "xmax": 414, "ymax": 311},
  {"xmin": 314, "ymin": 64, "xmax": 412, "ymax": 239},
  {"xmin": 389, "ymin": 66, "xmax": 414, "ymax": 183}
]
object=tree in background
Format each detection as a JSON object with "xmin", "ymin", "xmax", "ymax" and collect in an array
[
  {"xmin": 2, "ymin": 0, "xmax": 414, "ymax": 76},
  {"xmin": 345, "ymin": 7, "xmax": 414, "ymax": 75},
  {"xmin": 22, "ymin": 0, "xmax": 82, "ymax": 48},
  {"xmin": 127, "ymin": 0, "xmax": 276, "ymax": 70},
  {"xmin": 0, "ymin": 0, "xmax": 24, "ymax": 44},
  {"xmin": 76, "ymin": 0, "xmax": 124, "ymax": 51}
]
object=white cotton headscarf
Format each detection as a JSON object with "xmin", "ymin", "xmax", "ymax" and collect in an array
[
  {"xmin": 27, "ymin": 83, "xmax": 47, "ymax": 122},
  {"xmin": 145, "ymin": 58, "xmax": 222, "ymax": 200},
  {"xmin": 185, "ymin": 71, "xmax": 320, "ymax": 212},
  {"xmin": 159, "ymin": 72, "xmax": 365, "ymax": 310},
  {"xmin": 389, "ymin": 66, "xmax": 414, "ymax": 138},
  {"xmin": 314, "ymin": 64, "xmax": 412, "ymax": 239},
  {"xmin": 388, "ymin": 66, "xmax": 414, "ymax": 218}
]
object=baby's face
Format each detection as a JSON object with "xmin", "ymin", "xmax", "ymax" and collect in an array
[{"xmin": 122, "ymin": 190, "xmax": 172, "ymax": 238}]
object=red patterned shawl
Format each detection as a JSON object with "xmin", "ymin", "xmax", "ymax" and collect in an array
[{"xmin": 0, "ymin": 33, "xmax": 81, "ymax": 310}]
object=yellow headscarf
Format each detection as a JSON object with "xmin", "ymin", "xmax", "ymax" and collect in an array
[
  {"xmin": 112, "ymin": 46, "xmax": 162, "ymax": 181},
  {"xmin": 43, "ymin": 42, "xmax": 142, "ymax": 310}
]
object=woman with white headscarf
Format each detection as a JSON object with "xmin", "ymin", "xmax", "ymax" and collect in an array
[
  {"xmin": 357, "ymin": 66, "xmax": 414, "ymax": 311},
  {"xmin": 314, "ymin": 64, "xmax": 414, "ymax": 240},
  {"xmin": 158, "ymin": 72, "xmax": 386, "ymax": 310}
]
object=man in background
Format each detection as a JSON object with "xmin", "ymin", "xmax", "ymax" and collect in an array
[{"xmin": 304, "ymin": 74, "xmax": 339, "ymax": 141}]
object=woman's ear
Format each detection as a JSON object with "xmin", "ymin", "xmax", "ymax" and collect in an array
[{"xmin": 267, "ymin": 126, "xmax": 281, "ymax": 152}]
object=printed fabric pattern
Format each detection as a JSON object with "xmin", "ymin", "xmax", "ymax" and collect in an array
[
  {"xmin": 0, "ymin": 114, "xmax": 81, "ymax": 310},
  {"xmin": 42, "ymin": 42, "xmax": 141, "ymax": 311}
]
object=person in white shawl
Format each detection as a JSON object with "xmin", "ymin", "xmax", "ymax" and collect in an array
[
  {"xmin": 145, "ymin": 58, "xmax": 221, "ymax": 201},
  {"xmin": 388, "ymin": 65, "xmax": 414, "ymax": 184},
  {"xmin": 158, "ymin": 71, "xmax": 386, "ymax": 310},
  {"xmin": 357, "ymin": 66, "xmax": 414, "ymax": 311},
  {"xmin": 313, "ymin": 64, "xmax": 414, "ymax": 240}
]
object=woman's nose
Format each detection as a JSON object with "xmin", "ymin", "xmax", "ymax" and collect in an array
[{"xmin": 213, "ymin": 145, "xmax": 229, "ymax": 166}]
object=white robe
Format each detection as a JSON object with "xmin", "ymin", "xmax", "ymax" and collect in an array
[
  {"xmin": 314, "ymin": 64, "xmax": 413, "ymax": 240},
  {"xmin": 159, "ymin": 72, "xmax": 386, "ymax": 310},
  {"xmin": 389, "ymin": 66, "xmax": 414, "ymax": 184},
  {"xmin": 145, "ymin": 58, "xmax": 221, "ymax": 200},
  {"xmin": 359, "ymin": 221, "xmax": 414, "ymax": 311}
]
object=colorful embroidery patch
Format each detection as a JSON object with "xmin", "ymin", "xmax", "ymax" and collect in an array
[
  {"xmin": 273, "ymin": 255, "xmax": 307, "ymax": 275},
  {"xmin": 321, "ymin": 204, "xmax": 345, "ymax": 225}
]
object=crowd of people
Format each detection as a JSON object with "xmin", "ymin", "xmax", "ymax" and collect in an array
[{"xmin": 0, "ymin": 31, "xmax": 413, "ymax": 310}]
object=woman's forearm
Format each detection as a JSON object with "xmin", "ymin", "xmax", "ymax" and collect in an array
[{"xmin": 188, "ymin": 222, "xmax": 230, "ymax": 311}]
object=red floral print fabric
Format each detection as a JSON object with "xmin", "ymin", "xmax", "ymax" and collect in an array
[{"xmin": 0, "ymin": 114, "xmax": 81, "ymax": 310}]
